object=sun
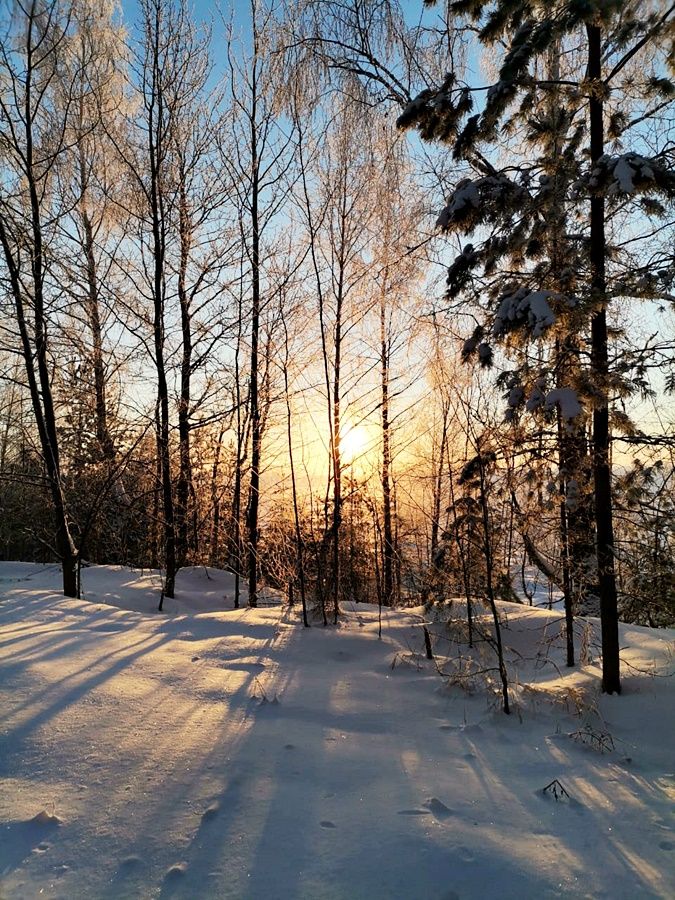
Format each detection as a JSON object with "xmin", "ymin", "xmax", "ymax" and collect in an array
[{"xmin": 341, "ymin": 424, "xmax": 372, "ymax": 466}]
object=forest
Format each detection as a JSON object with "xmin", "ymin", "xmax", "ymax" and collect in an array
[{"xmin": 2, "ymin": 0, "xmax": 674, "ymax": 684}]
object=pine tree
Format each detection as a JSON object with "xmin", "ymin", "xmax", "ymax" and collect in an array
[{"xmin": 398, "ymin": 0, "xmax": 675, "ymax": 694}]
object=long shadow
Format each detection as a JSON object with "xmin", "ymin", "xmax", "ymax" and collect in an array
[
  {"xmin": 0, "ymin": 594, "xmax": 67, "ymax": 623},
  {"xmin": 96, "ymin": 612, "xmax": 297, "ymax": 899},
  {"xmin": 0, "ymin": 629, "xmax": 166, "ymax": 723},
  {"xmin": 149, "ymin": 619, "xmax": 332, "ymax": 900},
  {"xmin": 0, "ymin": 631, "xmax": 173, "ymax": 777},
  {"xmin": 2, "ymin": 588, "xmax": 669, "ymax": 899},
  {"xmin": 145, "ymin": 616, "xmax": 587, "ymax": 900}
]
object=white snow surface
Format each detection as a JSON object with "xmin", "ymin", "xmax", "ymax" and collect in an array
[{"xmin": 1, "ymin": 563, "xmax": 674, "ymax": 899}]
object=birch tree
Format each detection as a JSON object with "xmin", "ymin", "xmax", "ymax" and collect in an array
[{"xmin": 0, "ymin": 0, "xmax": 82, "ymax": 596}]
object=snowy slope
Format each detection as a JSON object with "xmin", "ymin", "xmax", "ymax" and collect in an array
[{"xmin": 0, "ymin": 564, "xmax": 673, "ymax": 899}]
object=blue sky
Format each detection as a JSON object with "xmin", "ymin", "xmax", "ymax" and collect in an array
[
  {"xmin": 120, "ymin": 0, "xmax": 251, "ymax": 33},
  {"xmin": 119, "ymin": 1, "xmax": 437, "ymax": 34}
]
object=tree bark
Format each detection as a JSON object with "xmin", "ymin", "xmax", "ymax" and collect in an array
[
  {"xmin": 147, "ymin": 3, "xmax": 176, "ymax": 607},
  {"xmin": 477, "ymin": 447, "xmax": 509, "ymax": 714},
  {"xmin": 176, "ymin": 176, "xmax": 193, "ymax": 568},
  {"xmin": 587, "ymin": 22, "xmax": 620, "ymax": 694},
  {"xmin": 246, "ymin": 47, "xmax": 261, "ymax": 609},
  {"xmin": 0, "ymin": 8, "xmax": 79, "ymax": 597},
  {"xmin": 282, "ymin": 316, "xmax": 309, "ymax": 627},
  {"xmin": 380, "ymin": 283, "xmax": 394, "ymax": 607}
]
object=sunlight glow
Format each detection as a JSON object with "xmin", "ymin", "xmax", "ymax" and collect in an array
[{"xmin": 341, "ymin": 425, "xmax": 372, "ymax": 466}]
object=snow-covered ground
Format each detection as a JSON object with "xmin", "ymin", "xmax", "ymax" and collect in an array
[{"xmin": 0, "ymin": 563, "xmax": 673, "ymax": 899}]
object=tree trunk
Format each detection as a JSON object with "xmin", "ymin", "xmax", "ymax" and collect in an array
[
  {"xmin": 246, "ymin": 43, "xmax": 261, "ymax": 609},
  {"xmin": 332, "ymin": 322, "xmax": 342, "ymax": 624},
  {"xmin": 380, "ymin": 289, "xmax": 394, "ymax": 607},
  {"xmin": 176, "ymin": 177, "xmax": 193, "ymax": 568},
  {"xmin": 587, "ymin": 23, "xmax": 620, "ymax": 695},
  {"xmin": 477, "ymin": 447, "xmax": 509, "ymax": 714},
  {"xmin": 426, "ymin": 405, "xmax": 448, "ymax": 603},
  {"xmin": 209, "ymin": 424, "xmax": 225, "ymax": 565},
  {"xmin": 557, "ymin": 407, "xmax": 575, "ymax": 667},
  {"xmin": 283, "ymin": 327, "xmax": 309, "ymax": 628},
  {"xmin": 0, "ymin": 13, "xmax": 80, "ymax": 598},
  {"xmin": 148, "ymin": 7, "xmax": 176, "ymax": 607}
]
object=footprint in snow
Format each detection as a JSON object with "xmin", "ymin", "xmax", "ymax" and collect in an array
[
  {"xmin": 458, "ymin": 846, "xmax": 475, "ymax": 863},
  {"xmin": 320, "ymin": 820, "xmax": 337, "ymax": 828},
  {"xmin": 201, "ymin": 804, "xmax": 220, "ymax": 823},
  {"xmin": 31, "ymin": 810, "xmax": 62, "ymax": 826},
  {"xmin": 424, "ymin": 798, "xmax": 454, "ymax": 820},
  {"xmin": 659, "ymin": 840, "xmax": 674, "ymax": 851},
  {"xmin": 117, "ymin": 856, "xmax": 143, "ymax": 872},
  {"xmin": 284, "ymin": 743, "xmax": 295, "ymax": 750},
  {"xmin": 165, "ymin": 862, "xmax": 188, "ymax": 878}
]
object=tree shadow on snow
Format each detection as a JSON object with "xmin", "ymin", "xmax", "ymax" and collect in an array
[{"xmin": 0, "ymin": 816, "xmax": 61, "ymax": 879}]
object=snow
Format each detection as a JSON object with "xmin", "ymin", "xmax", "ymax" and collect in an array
[
  {"xmin": 581, "ymin": 152, "xmax": 665, "ymax": 198},
  {"xmin": 397, "ymin": 90, "xmax": 430, "ymax": 122},
  {"xmin": 526, "ymin": 378, "xmax": 547, "ymax": 412},
  {"xmin": 507, "ymin": 385, "xmax": 524, "ymax": 408},
  {"xmin": 613, "ymin": 156, "xmax": 639, "ymax": 193},
  {"xmin": 494, "ymin": 288, "xmax": 558, "ymax": 338},
  {"xmin": 76, "ymin": 564, "xmax": 281, "ymax": 614},
  {"xmin": 545, "ymin": 387, "xmax": 583, "ymax": 420},
  {"xmin": 485, "ymin": 79, "xmax": 511, "ymax": 107},
  {"xmin": 436, "ymin": 179, "xmax": 480, "ymax": 229},
  {"xmin": 437, "ymin": 173, "xmax": 533, "ymax": 233},
  {"xmin": 606, "ymin": 154, "xmax": 657, "ymax": 195},
  {"xmin": 566, "ymin": 478, "xmax": 580, "ymax": 511},
  {"xmin": 1, "ymin": 563, "xmax": 674, "ymax": 899}
]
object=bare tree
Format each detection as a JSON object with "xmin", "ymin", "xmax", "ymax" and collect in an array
[
  {"xmin": 114, "ymin": 0, "xmax": 224, "ymax": 602},
  {"xmin": 0, "ymin": 0, "xmax": 82, "ymax": 596},
  {"xmin": 223, "ymin": 0, "xmax": 292, "ymax": 607}
]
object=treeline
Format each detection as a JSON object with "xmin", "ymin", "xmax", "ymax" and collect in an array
[{"xmin": 1, "ymin": 0, "xmax": 674, "ymax": 695}]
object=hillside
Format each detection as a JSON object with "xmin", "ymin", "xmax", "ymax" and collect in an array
[{"xmin": 1, "ymin": 563, "xmax": 673, "ymax": 899}]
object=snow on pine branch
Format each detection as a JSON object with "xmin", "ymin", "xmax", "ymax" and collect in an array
[
  {"xmin": 515, "ymin": 380, "xmax": 582, "ymax": 422},
  {"xmin": 436, "ymin": 174, "xmax": 530, "ymax": 232},
  {"xmin": 577, "ymin": 152, "xmax": 675, "ymax": 199},
  {"xmin": 493, "ymin": 287, "xmax": 562, "ymax": 338},
  {"xmin": 544, "ymin": 387, "xmax": 583, "ymax": 421}
]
